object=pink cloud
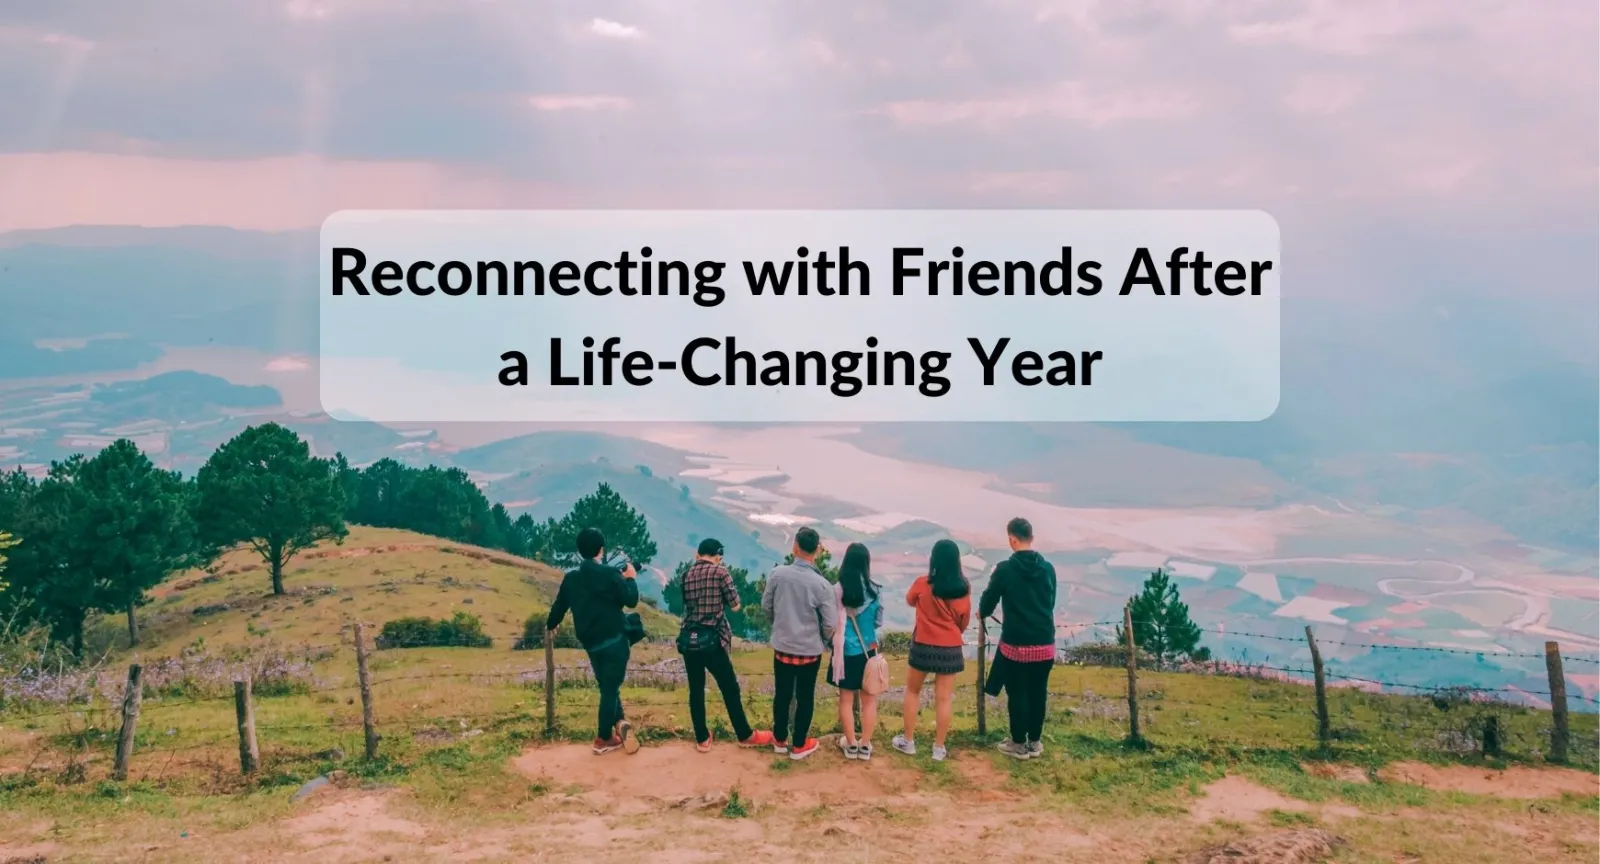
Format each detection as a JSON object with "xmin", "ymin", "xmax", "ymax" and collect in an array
[
  {"xmin": 528, "ymin": 95, "xmax": 631, "ymax": 111},
  {"xmin": 0, "ymin": 152, "xmax": 574, "ymax": 232},
  {"xmin": 882, "ymin": 82, "xmax": 1197, "ymax": 128}
]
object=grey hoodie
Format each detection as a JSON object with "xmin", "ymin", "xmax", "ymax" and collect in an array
[{"xmin": 762, "ymin": 558, "xmax": 838, "ymax": 656}]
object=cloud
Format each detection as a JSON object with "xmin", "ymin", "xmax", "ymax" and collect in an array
[
  {"xmin": 0, "ymin": 151, "xmax": 575, "ymax": 232},
  {"xmin": 528, "ymin": 95, "xmax": 631, "ymax": 112},
  {"xmin": 589, "ymin": 17, "xmax": 642, "ymax": 40}
]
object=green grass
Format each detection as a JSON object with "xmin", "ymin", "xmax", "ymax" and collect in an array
[{"xmin": 1, "ymin": 527, "xmax": 1596, "ymax": 850}]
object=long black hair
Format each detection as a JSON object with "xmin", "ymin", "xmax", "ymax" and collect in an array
[
  {"xmin": 838, "ymin": 542, "xmax": 878, "ymax": 608},
  {"xmin": 928, "ymin": 539, "xmax": 970, "ymax": 600}
]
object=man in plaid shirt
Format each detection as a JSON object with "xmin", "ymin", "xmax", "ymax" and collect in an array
[{"xmin": 679, "ymin": 538, "xmax": 774, "ymax": 752}]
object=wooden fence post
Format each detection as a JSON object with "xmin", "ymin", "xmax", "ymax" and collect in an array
[
  {"xmin": 1123, "ymin": 604, "xmax": 1141, "ymax": 744},
  {"xmin": 1545, "ymin": 641, "xmax": 1569, "ymax": 764},
  {"xmin": 355, "ymin": 623, "xmax": 379, "ymax": 761},
  {"xmin": 544, "ymin": 630, "xmax": 557, "ymax": 736},
  {"xmin": 976, "ymin": 618, "xmax": 988, "ymax": 737},
  {"xmin": 1305, "ymin": 625, "xmax": 1330, "ymax": 751},
  {"xmin": 113, "ymin": 664, "xmax": 142, "ymax": 782},
  {"xmin": 234, "ymin": 677, "xmax": 259, "ymax": 775}
]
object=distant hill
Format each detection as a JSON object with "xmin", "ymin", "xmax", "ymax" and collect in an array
[
  {"xmin": 454, "ymin": 431, "xmax": 703, "ymax": 477},
  {"xmin": 486, "ymin": 461, "xmax": 781, "ymax": 578}
]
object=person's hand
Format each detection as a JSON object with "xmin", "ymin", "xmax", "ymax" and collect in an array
[
  {"xmin": 730, "ymin": 599, "xmax": 742, "ymax": 612},
  {"xmin": 622, "ymin": 562, "xmax": 637, "ymax": 580}
]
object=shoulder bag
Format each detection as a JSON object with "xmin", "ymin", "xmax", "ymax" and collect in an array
[{"xmin": 847, "ymin": 608, "xmax": 891, "ymax": 696}]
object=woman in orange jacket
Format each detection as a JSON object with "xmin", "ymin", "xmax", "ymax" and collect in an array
[{"xmin": 891, "ymin": 539, "xmax": 971, "ymax": 761}]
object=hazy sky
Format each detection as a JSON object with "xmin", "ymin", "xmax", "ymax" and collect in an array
[{"xmin": 1, "ymin": 1, "xmax": 1595, "ymax": 322}]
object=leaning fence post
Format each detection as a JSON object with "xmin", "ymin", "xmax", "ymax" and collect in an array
[
  {"xmin": 1545, "ymin": 641, "xmax": 1569, "ymax": 764},
  {"xmin": 113, "ymin": 664, "xmax": 143, "ymax": 782},
  {"xmin": 976, "ymin": 618, "xmax": 988, "ymax": 737},
  {"xmin": 355, "ymin": 622, "xmax": 379, "ymax": 761},
  {"xmin": 1305, "ymin": 625, "xmax": 1330, "ymax": 751},
  {"xmin": 234, "ymin": 676, "xmax": 259, "ymax": 775},
  {"xmin": 1123, "ymin": 604, "xmax": 1141, "ymax": 744},
  {"xmin": 544, "ymin": 629, "xmax": 557, "ymax": 736}
]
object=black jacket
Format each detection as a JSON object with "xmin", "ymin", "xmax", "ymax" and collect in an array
[
  {"xmin": 978, "ymin": 550, "xmax": 1057, "ymax": 648},
  {"xmin": 546, "ymin": 558, "xmax": 640, "ymax": 650}
]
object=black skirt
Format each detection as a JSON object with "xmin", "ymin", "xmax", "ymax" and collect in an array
[
  {"xmin": 908, "ymin": 642, "xmax": 965, "ymax": 675},
  {"xmin": 828, "ymin": 652, "xmax": 868, "ymax": 690}
]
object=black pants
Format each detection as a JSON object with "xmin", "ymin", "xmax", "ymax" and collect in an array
[
  {"xmin": 1005, "ymin": 658, "xmax": 1053, "ymax": 744},
  {"xmin": 588, "ymin": 639, "xmax": 630, "ymax": 741},
  {"xmin": 685, "ymin": 647, "xmax": 753, "ymax": 744},
  {"xmin": 771, "ymin": 656, "xmax": 820, "ymax": 746}
]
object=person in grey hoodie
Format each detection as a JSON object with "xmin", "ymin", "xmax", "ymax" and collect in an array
[
  {"xmin": 977, "ymin": 517, "xmax": 1058, "ymax": 760},
  {"xmin": 761, "ymin": 526, "xmax": 838, "ymax": 760}
]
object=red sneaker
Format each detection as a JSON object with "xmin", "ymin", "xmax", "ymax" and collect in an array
[
  {"xmin": 788, "ymin": 738, "xmax": 820, "ymax": 761},
  {"xmin": 696, "ymin": 732, "xmax": 713, "ymax": 754},
  {"xmin": 593, "ymin": 736, "xmax": 623, "ymax": 755},
  {"xmin": 738, "ymin": 730, "xmax": 775, "ymax": 748}
]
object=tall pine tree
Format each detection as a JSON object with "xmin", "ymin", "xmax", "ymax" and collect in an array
[{"xmin": 1117, "ymin": 568, "xmax": 1209, "ymax": 665}]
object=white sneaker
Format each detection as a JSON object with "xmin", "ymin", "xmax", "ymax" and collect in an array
[
  {"xmin": 857, "ymin": 742, "xmax": 873, "ymax": 762},
  {"xmin": 931, "ymin": 745, "xmax": 947, "ymax": 762},
  {"xmin": 891, "ymin": 734, "xmax": 916, "ymax": 756},
  {"xmin": 838, "ymin": 737, "xmax": 857, "ymax": 759}
]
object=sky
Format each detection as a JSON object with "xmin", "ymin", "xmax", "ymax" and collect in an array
[{"xmin": 0, "ymin": 0, "xmax": 1595, "ymax": 342}]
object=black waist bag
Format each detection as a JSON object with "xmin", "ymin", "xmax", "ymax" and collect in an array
[
  {"xmin": 676, "ymin": 620, "xmax": 719, "ymax": 654},
  {"xmin": 624, "ymin": 612, "xmax": 647, "ymax": 646}
]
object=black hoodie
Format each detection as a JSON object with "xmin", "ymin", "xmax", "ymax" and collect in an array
[
  {"xmin": 546, "ymin": 558, "xmax": 640, "ymax": 650},
  {"xmin": 978, "ymin": 550, "xmax": 1058, "ymax": 648}
]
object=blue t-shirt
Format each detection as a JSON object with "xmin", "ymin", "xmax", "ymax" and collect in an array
[{"xmin": 842, "ymin": 594, "xmax": 881, "ymax": 656}]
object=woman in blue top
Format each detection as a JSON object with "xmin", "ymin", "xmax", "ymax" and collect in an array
[{"xmin": 828, "ymin": 543, "xmax": 882, "ymax": 760}]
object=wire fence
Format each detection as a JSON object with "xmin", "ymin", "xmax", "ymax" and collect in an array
[{"xmin": 2, "ymin": 615, "xmax": 1596, "ymax": 790}]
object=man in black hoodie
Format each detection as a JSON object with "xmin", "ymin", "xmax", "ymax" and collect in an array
[
  {"xmin": 978, "ymin": 517, "xmax": 1057, "ymax": 759},
  {"xmin": 546, "ymin": 527, "xmax": 641, "ymax": 755}
]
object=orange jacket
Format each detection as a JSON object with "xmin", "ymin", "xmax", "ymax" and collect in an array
[{"xmin": 905, "ymin": 575, "xmax": 971, "ymax": 647}]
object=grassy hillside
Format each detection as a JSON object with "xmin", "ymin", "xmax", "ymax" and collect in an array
[
  {"xmin": 0, "ymin": 534, "xmax": 1595, "ymax": 863},
  {"xmin": 90, "ymin": 526, "xmax": 679, "ymax": 659}
]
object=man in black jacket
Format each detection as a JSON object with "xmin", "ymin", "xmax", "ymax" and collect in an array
[
  {"xmin": 547, "ymin": 527, "xmax": 641, "ymax": 755},
  {"xmin": 978, "ymin": 517, "xmax": 1058, "ymax": 759}
]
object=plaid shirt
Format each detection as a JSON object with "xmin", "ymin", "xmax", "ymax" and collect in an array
[{"xmin": 681, "ymin": 559, "xmax": 737, "ymax": 652}]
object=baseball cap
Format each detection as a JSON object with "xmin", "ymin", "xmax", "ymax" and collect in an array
[{"xmin": 697, "ymin": 537, "xmax": 726, "ymax": 557}]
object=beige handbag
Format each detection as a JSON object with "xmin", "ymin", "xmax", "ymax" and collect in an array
[{"xmin": 848, "ymin": 610, "xmax": 891, "ymax": 696}]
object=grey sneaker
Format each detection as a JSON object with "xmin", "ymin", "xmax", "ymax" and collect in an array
[
  {"xmin": 857, "ymin": 742, "xmax": 873, "ymax": 762},
  {"xmin": 1028, "ymin": 740, "xmax": 1044, "ymax": 758},
  {"xmin": 838, "ymin": 737, "xmax": 858, "ymax": 760},
  {"xmin": 931, "ymin": 745, "xmax": 948, "ymax": 762},
  {"xmin": 891, "ymin": 734, "xmax": 916, "ymax": 756},
  {"xmin": 997, "ymin": 740, "xmax": 1031, "ymax": 760}
]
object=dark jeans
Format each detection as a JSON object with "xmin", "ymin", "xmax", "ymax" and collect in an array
[
  {"xmin": 771, "ymin": 656, "xmax": 820, "ymax": 746},
  {"xmin": 1005, "ymin": 658, "xmax": 1054, "ymax": 744},
  {"xmin": 685, "ymin": 647, "xmax": 753, "ymax": 744},
  {"xmin": 588, "ymin": 639, "xmax": 631, "ymax": 741}
]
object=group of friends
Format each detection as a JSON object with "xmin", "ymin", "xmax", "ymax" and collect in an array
[{"xmin": 544, "ymin": 517, "xmax": 1058, "ymax": 762}]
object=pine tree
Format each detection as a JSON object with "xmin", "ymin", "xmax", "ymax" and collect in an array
[
  {"xmin": 1117, "ymin": 568, "xmax": 1209, "ymax": 666},
  {"xmin": 544, "ymin": 483, "xmax": 656, "ymax": 568},
  {"xmin": 196, "ymin": 423, "xmax": 348, "ymax": 595}
]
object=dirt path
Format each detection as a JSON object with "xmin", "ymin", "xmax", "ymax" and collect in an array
[{"xmin": 6, "ymin": 745, "xmax": 1597, "ymax": 863}]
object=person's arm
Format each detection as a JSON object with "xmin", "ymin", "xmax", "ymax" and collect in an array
[
  {"xmin": 905, "ymin": 575, "xmax": 923, "ymax": 607},
  {"xmin": 761, "ymin": 571, "xmax": 777, "ymax": 624},
  {"xmin": 545, "ymin": 577, "xmax": 570, "ymax": 632},
  {"xmin": 722, "ymin": 568, "xmax": 741, "ymax": 612},
  {"xmin": 978, "ymin": 564, "xmax": 1004, "ymax": 620},
  {"xmin": 617, "ymin": 563, "xmax": 639, "ymax": 609},
  {"xmin": 816, "ymin": 580, "xmax": 839, "ymax": 643},
  {"xmin": 954, "ymin": 596, "xmax": 971, "ymax": 633}
]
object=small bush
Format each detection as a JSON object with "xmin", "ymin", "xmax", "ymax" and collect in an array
[
  {"xmin": 514, "ymin": 612, "xmax": 582, "ymax": 650},
  {"xmin": 878, "ymin": 631, "xmax": 912, "ymax": 656},
  {"xmin": 1060, "ymin": 641, "xmax": 1158, "ymax": 669},
  {"xmin": 377, "ymin": 612, "xmax": 492, "ymax": 649}
]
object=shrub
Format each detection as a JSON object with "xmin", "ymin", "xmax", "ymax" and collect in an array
[
  {"xmin": 1060, "ymin": 640, "xmax": 1158, "ymax": 669},
  {"xmin": 513, "ymin": 612, "xmax": 582, "ymax": 650},
  {"xmin": 878, "ymin": 630, "xmax": 913, "ymax": 656},
  {"xmin": 377, "ymin": 611, "xmax": 492, "ymax": 649}
]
